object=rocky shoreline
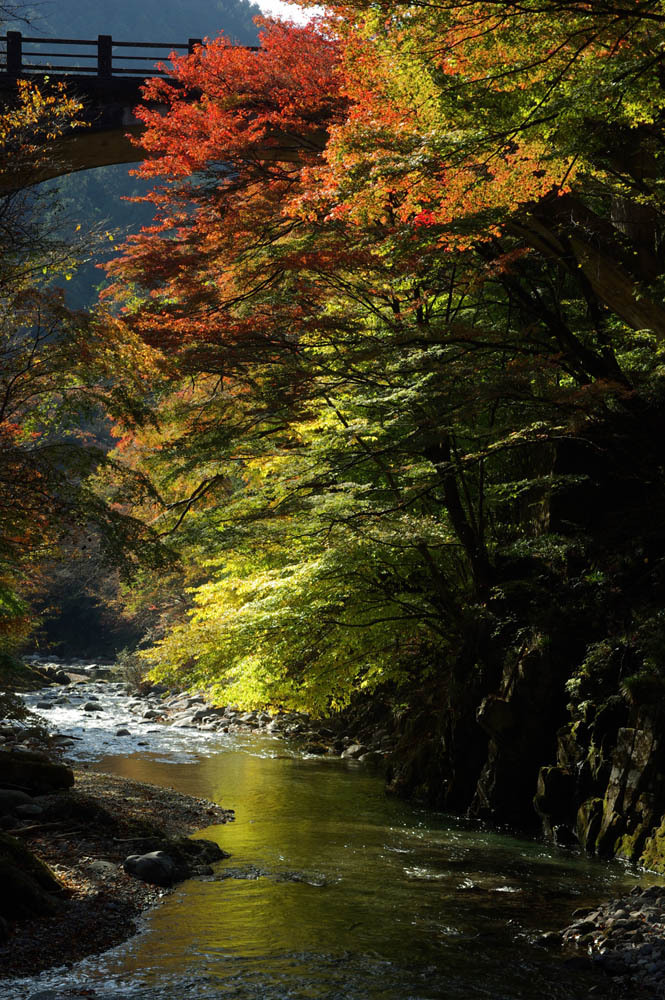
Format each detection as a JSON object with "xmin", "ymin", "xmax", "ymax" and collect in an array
[
  {"xmin": 557, "ymin": 885, "xmax": 665, "ymax": 998},
  {"xmin": 28, "ymin": 660, "xmax": 397, "ymax": 765},
  {"xmin": 7, "ymin": 656, "xmax": 665, "ymax": 997},
  {"xmin": 0, "ymin": 756, "xmax": 233, "ymax": 980},
  {"xmin": 17, "ymin": 654, "xmax": 398, "ymax": 765},
  {"xmin": 120, "ymin": 684, "xmax": 397, "ymax": 762}
]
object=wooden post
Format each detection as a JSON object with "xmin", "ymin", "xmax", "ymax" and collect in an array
[
  {"xmin": 6, "ymin": 32, "xmax": 22, "ymax": 76},
  {"xmin": 188, "ymin": 37, "xmax": 202, "ymax": 54},
  {"xmin": 98, "ymin": 34, "xmax": 112, "ymax": 78}
]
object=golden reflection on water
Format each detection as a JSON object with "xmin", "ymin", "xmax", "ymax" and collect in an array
[
  {"xmin": 89, "ymin": 739, "xmax": 653, "ymax": 996},
  {"xmin": 95, "ymin": 744, "xmax": 417, "ymax": 971}
]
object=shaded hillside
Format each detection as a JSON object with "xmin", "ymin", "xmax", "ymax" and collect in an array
[
  {"xmin": 26, "ymin": 0, "xmax": 260, "ymax": 46},
  {"xmin": 25, "ymin": 0, "xmax": 262, "ymax": 308}
]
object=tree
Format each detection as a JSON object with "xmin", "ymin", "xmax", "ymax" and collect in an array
[
  {"xmin": 104, "ymin": 5, "xmax": 665, "ymax": 718},
  {"xmin": 0, "ymin": 78, "xmax": 169, "ymax": 653}
]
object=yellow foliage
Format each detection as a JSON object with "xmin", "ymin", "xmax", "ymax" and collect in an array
[{"xmin": 0, "ymin": 78, "xmax": 85, "ymax": 182}]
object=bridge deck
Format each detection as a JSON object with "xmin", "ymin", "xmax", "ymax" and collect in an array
[
  {"xmin": 0, "ymin": 32, "xmax": 205, "ymax": 80},
  {"xmin": 0, "ymin": 34, "xmax": 303, "ymax": 186}
]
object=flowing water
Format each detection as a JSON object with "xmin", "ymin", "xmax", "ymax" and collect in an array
[{"xmin": 4, "ymin": 680, "xmax": 654, "ymax": 999}]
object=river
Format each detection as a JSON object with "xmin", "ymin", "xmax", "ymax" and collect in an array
[{"xmin": 4, "ymin": 678, "xmax": 652, "ymax": 999}]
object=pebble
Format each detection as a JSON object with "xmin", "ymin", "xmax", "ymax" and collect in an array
[{"xmin": 561, "ymin": 885, "xmax": 665, "ymax": 996}]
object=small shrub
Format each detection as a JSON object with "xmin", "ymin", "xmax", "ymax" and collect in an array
[{"xmin": 116, "ymin": 647, "xmax": 147, "ymax": 692}]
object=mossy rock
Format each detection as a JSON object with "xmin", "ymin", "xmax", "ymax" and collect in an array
[
  {"xmin": 576, "ymin": 797, "xmax": 604, "ymax": 852},
  {"xmin": 615, "ymin": 826, "xmax": 649, "ymax": 863},
  {"xmin": 586, "ymin": 745, "xmax": 610, "ymax": 785},
  {"xmin": 638, "ymin": 818, "xmax": 665, "ymax": 873},
  {"xmin": 0, "ymin": 832, "xmax": 62, "ymax": 921},
  {"xmin": 0, "ymin": 654, "xmax": 49, "ymax": 693}
]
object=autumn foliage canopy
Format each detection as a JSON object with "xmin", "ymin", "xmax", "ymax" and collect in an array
[{"xmin": 93, "ymin": 2, "xmax": 665, "ymax": 710}]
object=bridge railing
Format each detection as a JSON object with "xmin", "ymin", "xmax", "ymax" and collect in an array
[{"xmin": 0, "ymin": 32, "xmax": 204, "ymax": 80}]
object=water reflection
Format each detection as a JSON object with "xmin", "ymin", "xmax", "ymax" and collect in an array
[
  {"xmin": 69, "ymin": 739, "xmax": 647, "ymax": 998},
  {"xmin": 8, "ymin": 732, "xmax": 653, "ymax": 999}
]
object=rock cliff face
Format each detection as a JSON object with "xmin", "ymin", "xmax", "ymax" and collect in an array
[
  {"xmin": 387, "ymin": 642, "xmax": 665, "ymax": 870},
  {"xmin": 545, "ymin": 702, "xmax": 665, "ymax": 871},
  {"xmin": 386, "ymin": 406, "xmax": 665, "ymax": 870},
  {"xmin": 469, "ymin": 637, "xmax": 570, "ymax": 829}
]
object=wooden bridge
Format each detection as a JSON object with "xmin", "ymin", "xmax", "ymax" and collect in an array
[
  {"xmin": 0, "ymin": 32, "xmax": 325, "ymax": 186},
  {"xmin": 0, "ymin": 32, "xmax": 205, "ymax": 182},
  {"xmin": 0, "ymin": 31, "xmax": 205, "ymax": 80}
]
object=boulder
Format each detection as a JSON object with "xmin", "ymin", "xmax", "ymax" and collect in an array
[
  {"xmin": 83, "ymin": 702, "xmax": 102, "ymax": 712},
  {"xmin": 190, "ymin": 707, "xmax": 214, "ymax": 722},
  {"xmin": 0, "ymin": 831, "xmax": 62, "ymax": 920},
  {"xmin": 0, "ymin": 789, "xmax": 33, "ymax": 815},
  {"xmin": 87, "ymin": 860, "xmax": 118, "ymax": 876},
  {"xmin": 123, "ymin": 850, "xmax": 177, "ymax": 887},
  {"xmin": 341, "ymin": 743, "xmax": 367, "ymax": 759},
  {"xmin": 0, "ymin": 750, "xmax": 74, "ymax": 794},
  {"xmin": 173, "ymin": 714, "xmax": 199, "ymax": 728}
]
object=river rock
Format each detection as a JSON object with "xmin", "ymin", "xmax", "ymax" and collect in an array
[
  {"xmin": 116, "ymin": 728, "xmax": 131, "ymax": 736},
  {"xmin": 123, "ymin": 850, "xmax": 177, "ymax": 886},
  {"xmin": 88, "ymin": 859, "xmax": 118, "ymax": 876},
  {"xmin": 0, "ymin": 750, "xmax": 74, "ymax": 794},
  {"xmin": 341, "ymin": 743, "xmax": 367, "ymax": 759},
  {"xmin": 561, "ymin": 885, "xmax": 665, "ymax": 994},
  {"xmin": 174, "ymin": 714, "xmax": 199, "ymax": 728},
  {"xmin": 83, "ymin": 702, "xmax": 103, "ymax": 712},
  {"xmin": 190, "ymin": 707, "xmax": 215, "ymax": 721},
  {"xmin": 0, "ymin": 831, "xmax": 62, "ymax": 920},
  {"xmin": 0, "ymin": 789, "xmax": 33, "ymax": 814}
]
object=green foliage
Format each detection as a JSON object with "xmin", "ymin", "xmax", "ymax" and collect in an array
[{"xmin": 65, "ymin": 7, "xmax": 665, "ymax": 711}]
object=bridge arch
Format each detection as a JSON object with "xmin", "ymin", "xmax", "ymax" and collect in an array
[
  {"xmin": 0, "ymin": 32, "xmax": 202, "ymax": 184},
  {"xmin": 0, "ymin": 32, "xmax": 323, "ymax": 187}
]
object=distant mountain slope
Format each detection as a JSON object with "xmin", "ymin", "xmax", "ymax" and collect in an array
[{"xmin": 30, "ymin": 0, "xmax": 260, "ymax": 45}]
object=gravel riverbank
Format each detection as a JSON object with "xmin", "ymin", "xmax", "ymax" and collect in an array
[
  {"xmin": 559, "ymin": 885, "xmax": 665, "ymax": 998},
  {"xmin": 0, "ymin": 769, "xmax": 233, "ymax": 979}
]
